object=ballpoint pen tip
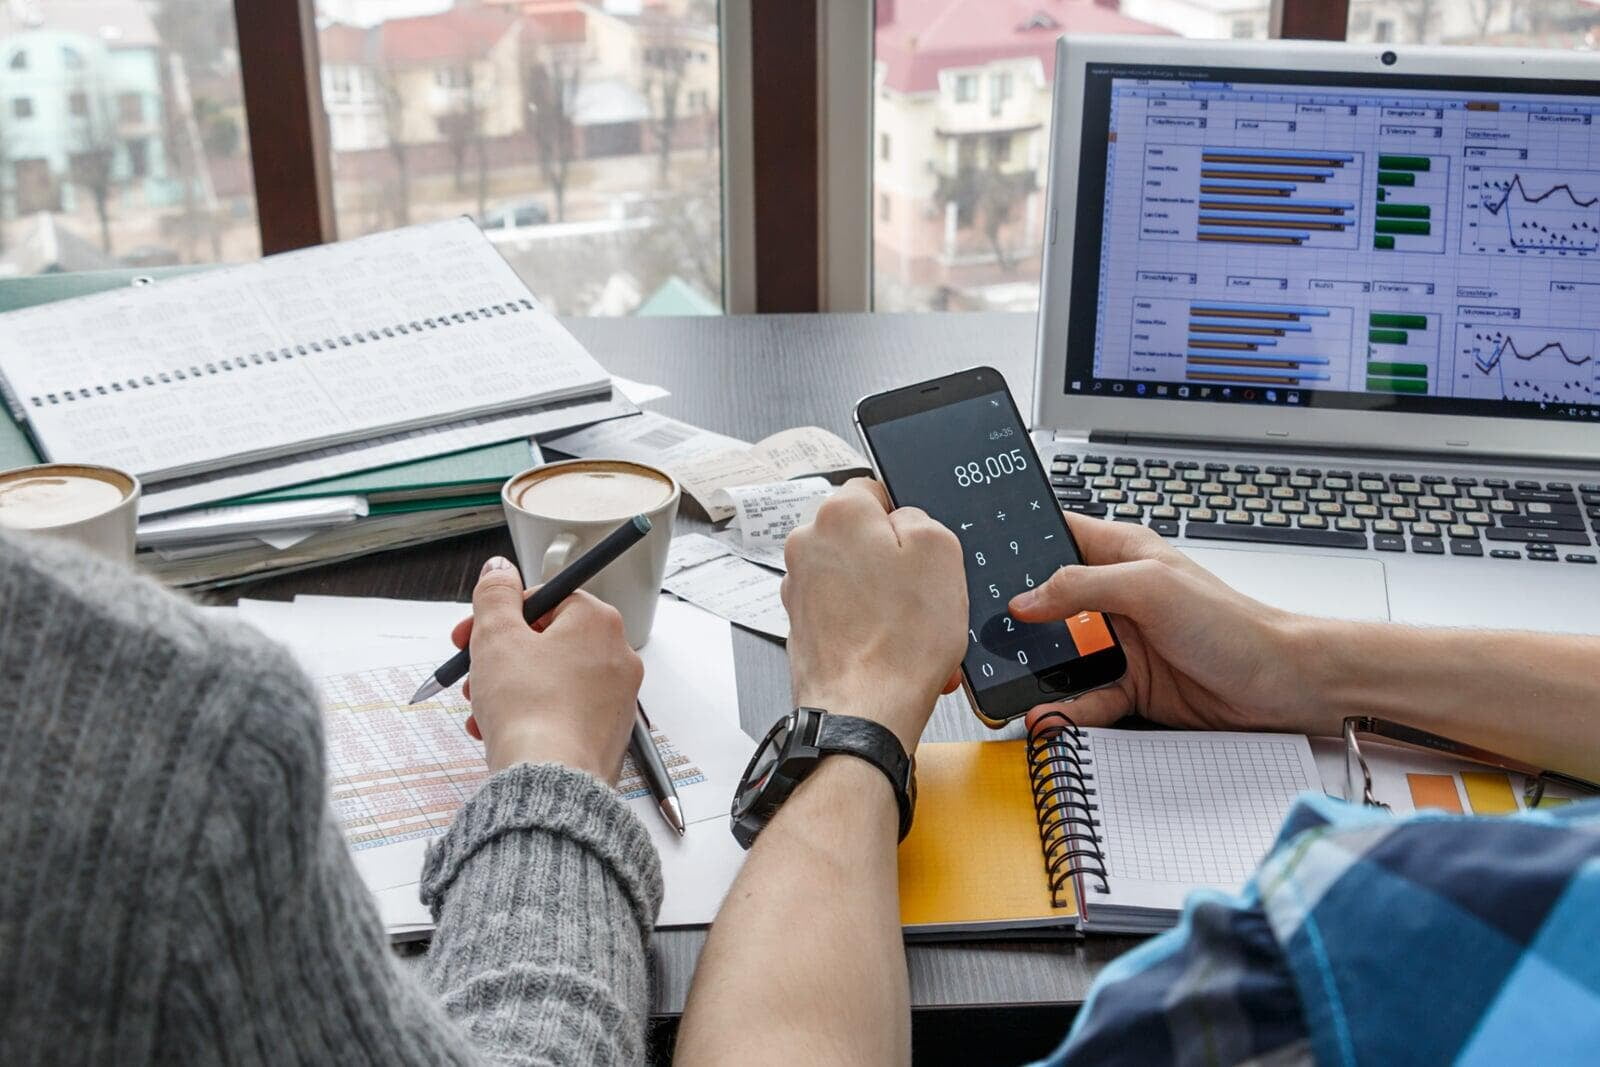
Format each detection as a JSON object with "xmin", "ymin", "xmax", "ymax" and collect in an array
[{"xmin": 408, "ymin": 676, "xmax": 444, "ymax": 705}]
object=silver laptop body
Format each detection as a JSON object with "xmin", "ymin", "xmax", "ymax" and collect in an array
[{"xmin": 1033, "ymin": 35, "xmax": 1600, "ymax": 634}]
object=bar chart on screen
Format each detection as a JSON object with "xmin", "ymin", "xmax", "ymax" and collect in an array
[
  {"xmin": 1127, "ymin": 296, "xmax": 1354, "ymax": 388},
  {"xmin": 1372, "ymin": 154, "xmax": 1449, "ymax": 254},
  {"xmin": 1141, "ymin": 143, "xmax": 1365, "ymax": 250}
]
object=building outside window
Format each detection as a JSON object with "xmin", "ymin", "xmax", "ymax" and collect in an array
[
  {"xmin": 873, "ymin": 0, "xmax": 1600, "ymax": 313},
  {"xmin": 0, "ymin": 1, "xmax": 260, "ymax": 274},
  {"xmin": 315, "ymin": 0, "xmax": 724, "ymax": 316}
]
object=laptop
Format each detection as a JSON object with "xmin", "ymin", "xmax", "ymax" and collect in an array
[{"xmin": 1034, "ymin": 35, "xmax": 1600, "ymax": 634}]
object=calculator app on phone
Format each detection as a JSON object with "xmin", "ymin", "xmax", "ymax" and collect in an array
[{"xmin": 857, "ymin": 369, "xmax": 1123, "ymax": 723}]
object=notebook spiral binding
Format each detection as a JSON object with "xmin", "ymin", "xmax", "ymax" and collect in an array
[
  {"xmin": 25, "ymin": 299, "xmax": 537, "ymax": 409},
  {"xmin": 1027, "ymin": 710, "xmax": 1110, "ymax": 907}
]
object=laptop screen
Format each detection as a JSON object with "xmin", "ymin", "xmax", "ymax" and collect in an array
[{"xmin": 1064, "ymin": 63, "xmax": 1600, "ymax": 426}]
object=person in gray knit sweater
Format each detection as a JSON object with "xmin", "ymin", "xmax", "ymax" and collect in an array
[{"xmin": 0, "ymin": 530, "xmax": 662, "ymax": 1065}]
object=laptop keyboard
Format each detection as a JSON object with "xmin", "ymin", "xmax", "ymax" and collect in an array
[{"xmin": 1050, "ymin": 451, "xmax": 1599, "ymax": 565}]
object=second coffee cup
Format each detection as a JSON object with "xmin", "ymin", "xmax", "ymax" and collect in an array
[{"xmin": 502, "ymin": 459, "xmax": 680, "ymax": 648}]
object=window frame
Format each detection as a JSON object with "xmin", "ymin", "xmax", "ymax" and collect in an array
[{"xmin": 218, "ymin": 0, "xmax": 1352, "ymax": 303}]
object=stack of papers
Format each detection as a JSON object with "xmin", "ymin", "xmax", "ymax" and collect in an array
[
  {"xmin": 230, "ymin": 593, "xmax": 754, "ymax": 937},
  {"xmin": 0, "ymin": 219, "xmax": 656, "ymax": 586}
]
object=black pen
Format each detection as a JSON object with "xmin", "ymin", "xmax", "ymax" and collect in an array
[
  {"xmin": 408, "ymin": 514, "xmax": 652, "ymax": 704},
  {"xmin": 631, "ymin": 702, "xmax": 686, "ymax": 836}
]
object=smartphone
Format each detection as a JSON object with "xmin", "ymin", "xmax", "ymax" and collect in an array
[{"xmin": 854, "ymin": 366, "xmax": 1126, "ymax": 728}]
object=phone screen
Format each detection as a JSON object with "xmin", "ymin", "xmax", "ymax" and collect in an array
[{"xmin": 861, "ymin": 373, "xmax": 1123, "ymax": 721}]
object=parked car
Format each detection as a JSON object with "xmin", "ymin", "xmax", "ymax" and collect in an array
[{"xmin": 479, "ymin": 199, "xmax": 550, "ymax": 231}]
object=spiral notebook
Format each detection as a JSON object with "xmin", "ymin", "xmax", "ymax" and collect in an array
[
  {"xmin": 0, "ymin": 217, "xmax": 611, "ymax": 484},
  {"xmin": 898, "ymin": 722, "xmax": 1321, "ymax": 936}
]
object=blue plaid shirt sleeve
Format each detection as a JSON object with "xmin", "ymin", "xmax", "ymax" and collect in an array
[{"xmin": 1035, "ymin": 794, "xmax": 1600, "ymax": 1067}]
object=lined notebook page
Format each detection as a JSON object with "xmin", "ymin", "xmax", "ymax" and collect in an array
[
  {"xmin": 1082, "ymin": 729, "xmax": 1321, "ymax": 911},
  {"xmin": 0, "ymin": 218, "xmax": 608, "ymax": 481},
  {"xmin": 898, "ymin": 741, "xmax": 1078, "ymax": 933}
]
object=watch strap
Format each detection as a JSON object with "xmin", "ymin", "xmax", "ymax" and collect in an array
[{"xmin": 812, "ymin": 711, "xmax": 915, "ymax": 841}]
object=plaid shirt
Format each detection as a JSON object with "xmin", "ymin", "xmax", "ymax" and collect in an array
[{"xmin": 1038, "ymin": 793, "xmax": 1600, "ymax": 1066}]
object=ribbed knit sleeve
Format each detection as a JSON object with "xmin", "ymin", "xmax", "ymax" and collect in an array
[
  {"xmin": 0, "ymin": 531, "xmax": 662, "ymax": 1066},
  {"xmin": 420, "ymin": 762, "xmax": 665, "ymax": 1066}
]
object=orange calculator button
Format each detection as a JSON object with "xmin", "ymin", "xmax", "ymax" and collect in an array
[{"xmin": 1064, "ymin": 611, "xmax": 1113, "ymax": 655}]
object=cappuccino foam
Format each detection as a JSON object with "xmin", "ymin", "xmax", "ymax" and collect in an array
[
  {"xmin": 0, "ymin": 473, "xmax": 128, "ymax": 530},
  {"xmin": 515, "ymin": 466, "xmax": 672, "ymax": 522}
]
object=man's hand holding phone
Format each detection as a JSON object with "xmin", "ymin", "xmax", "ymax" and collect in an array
[
  {"xmin": 782, "ymin": 479, "xmax": 968, "ymax": 753},
  {"xmin": 1010, "ymin": 514, "xmax": 1331, "ymax": 736}
]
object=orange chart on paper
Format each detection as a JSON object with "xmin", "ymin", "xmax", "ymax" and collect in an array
[{"xmin": 1406, "ymin": 771, "xmax": 1524, "ymax": 815}]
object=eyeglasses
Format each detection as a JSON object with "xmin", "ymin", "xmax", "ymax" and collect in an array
[{"xmin": 1343, "ymin": 716, "xmax": 1600, "ymax": 811}]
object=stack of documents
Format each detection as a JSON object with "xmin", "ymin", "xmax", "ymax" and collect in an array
[
  {"xmin": 227, "ymin": 593, "xmax": 755, "ymax": 938},
  {"xmin": 0, "ymin": 218, "xmax": 638, "ymax": 585}
]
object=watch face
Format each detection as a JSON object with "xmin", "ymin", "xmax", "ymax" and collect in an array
[{"xmin": 734, "ymin": 713, "xmax": 792, "ymax": 818}]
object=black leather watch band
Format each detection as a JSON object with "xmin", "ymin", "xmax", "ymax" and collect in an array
[{"xmin": 812, "ymin": 712, "xmax": 916, "ymax": 841}]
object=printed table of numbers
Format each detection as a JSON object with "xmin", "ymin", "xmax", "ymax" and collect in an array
[
  {"xmin": 320, "ymin": 663, "xmax": 712, "ymax": 850},
  {"xmin": 322, "ymin": 663, "xmax": 488, "ymax": 851}
]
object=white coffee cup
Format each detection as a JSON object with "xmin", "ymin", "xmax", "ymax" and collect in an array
[
  {"xmin": 0, "ymin": 462, "xmax": 141, "ymax": 563},
  {"xmin": 502, "ymin": 459, "xmax": 680, "ymax": 648}
]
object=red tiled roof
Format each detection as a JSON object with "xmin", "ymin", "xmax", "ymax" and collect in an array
[
  {"xmin": 318, "ymin": 22, "xmax": 369, "ymax": 66},
  {"xmin": 376, "ymin": 6, "xmax": 519, "ymax": 64},
  {"xmin": 877, "ymin": 0, "xmax": 1172, "ymax": 94}
]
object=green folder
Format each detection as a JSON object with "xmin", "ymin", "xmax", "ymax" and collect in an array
[{"xmin": 0, "ymin": 268, "xmax": 532, "ymax": 508}]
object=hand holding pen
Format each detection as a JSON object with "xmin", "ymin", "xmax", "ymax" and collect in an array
[{"xmin": 414, "ymin": 515, "xmax": 685, "ymax": 833}]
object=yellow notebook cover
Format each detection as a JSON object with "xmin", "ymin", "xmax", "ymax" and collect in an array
[{"xmin": 898, "ymin": 740, "xmax": 1080, "ymax": 933}]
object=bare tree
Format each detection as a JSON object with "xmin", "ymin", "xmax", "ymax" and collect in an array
[
  {"xmin": 641, "ymin": 24, "xmax": 687, "ymax": 185},
  {"xmin": 436, "ymin": 65, "xmax": 481, "ymax": 195},
  {"xmin": 69, "ymin": 82, "xmax": 119, "ymax": 254},
  {"xmin": 934, "ymin": 148, "xmax": 1035, "ymax": 272},
  {"xmin": 375, "ymin": 64, "xmax": 411, "ymax": 227},
  {"xmin": 1467, "ymin": 0, "xmax": 1506, "ymax": 37},
  {"xmin": 1399, "ymin": 0, "xmax": 1440, "ymax": 42},
  {"xmin": 522, "ymin": 43, "xmax": 582, "ymax": 223}
]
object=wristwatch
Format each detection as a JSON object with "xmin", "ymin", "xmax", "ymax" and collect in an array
[{"xmin": 730, "ymin": 707, "xmax": 915, "ymax": 849}]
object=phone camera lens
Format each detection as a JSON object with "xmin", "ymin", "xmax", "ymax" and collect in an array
[{"xmin": 1381, "ymin": 50, "xmax": 1397, "ymax": 65}]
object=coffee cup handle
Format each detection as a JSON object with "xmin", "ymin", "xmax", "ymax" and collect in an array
[{"xmin": 542, "ymin": 533, "xmax": 578, "ymax": 583}]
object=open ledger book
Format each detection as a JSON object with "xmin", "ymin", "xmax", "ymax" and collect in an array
[
  {"xmin": 899, "ymin": 718, "xmax": 1321, "ymax": 936},
  {"xmin": 0, "ymin": 217, "xmax": 611, "ymax": 486}
]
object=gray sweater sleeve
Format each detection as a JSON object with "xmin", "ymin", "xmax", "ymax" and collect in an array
[
  {"xmin": 0, "ymin": 531, "xmax": 662, "ymax": 1067},
  {"xmin": 421, "ymin": 763, "xmax": 664, "ymax": 1064}
]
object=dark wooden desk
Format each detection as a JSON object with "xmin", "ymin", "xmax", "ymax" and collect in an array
[{"xmin": 212, "ymin": 312, "xmax": 1139, "ymax": 1021}]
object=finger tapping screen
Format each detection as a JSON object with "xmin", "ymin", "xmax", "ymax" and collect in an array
[{"xmin": 866, "ymin": 390, "xmax": 1111, "ymax": 693}]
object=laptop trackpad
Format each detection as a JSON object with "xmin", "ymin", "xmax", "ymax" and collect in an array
[{"xmin": 1178, "ymin": 547, "xmax": 1391, "ymax": 621}]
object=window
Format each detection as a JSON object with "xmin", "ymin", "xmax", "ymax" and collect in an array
[
  {"xmin": 1348, "ymin": 0, "xmax": 1598, "ymax": 48},
  {"xmin": 988, "ymin": 71, "xmax": 1012, "ymax": 116},
  {"xmin": 0, "ymin": 1, "xmax": 260, "ymax": 273},
  {"xmin": 879, "ymin": 191, "xmax": 891, "ymax": 222},
  {"xmin": 126, "ymin": 138, "xmax": 149, "ymax": 178},
  {"xmin": 874, "ymin": 0, "xmax": 1216, "ymax": 312},
  {"xmin": 314, "ymin": 2, "xmax": 724, "ymax": 315}
]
